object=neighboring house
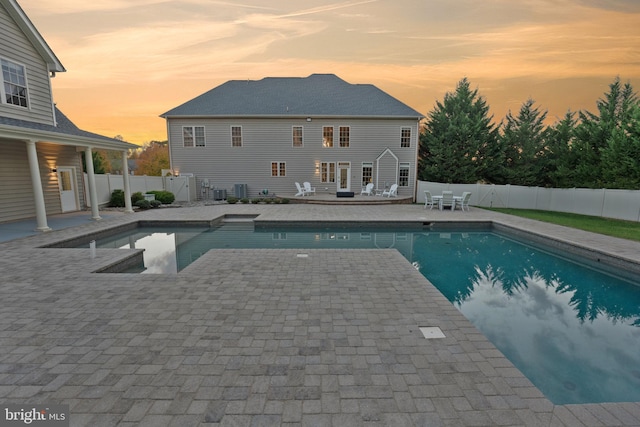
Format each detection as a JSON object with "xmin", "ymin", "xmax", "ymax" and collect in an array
[
  {"xmin": 161, "ymin": 74, "xmax": 424, "ymax": 200},
  {"xmin": 0, "ymin": 0, "xmax": 136, "ymax": 229}
]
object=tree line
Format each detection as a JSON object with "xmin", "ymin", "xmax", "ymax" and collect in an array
[
  {"xmin": 88, "ymin": 140, "xmax": 169, "ymax": 177},
  {"xmin": 419, "ymin": 77, "xmax": 640, "ymax": 189}
]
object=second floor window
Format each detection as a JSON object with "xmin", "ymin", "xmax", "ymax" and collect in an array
[
  {"xmin": 1, "ymin": 59, "xmax": 28, "ymax": 108},
  {"xmin": 231, "ymin": 126, "xmax": 242, "ymax": 147},
  {"xmin": 322, "ymin": 127, "xmax": 333, "ymax": 148},
  {"xmin": 183, "ymin": 126, "xmax": 205, "ymax": 147},
  {"xmin": 401, "ymin": 127, "xmax": 411, "ymax": 148},
  {"xmin": 339, "ymin": 126, "xmax": 350, "ymax": 148},
  {"xmin": 292, "ymin": 126, "xmax": 303, "ymax": 147}
]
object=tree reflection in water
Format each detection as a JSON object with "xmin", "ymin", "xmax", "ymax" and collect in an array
[{"xmin": 412, "ymin": 231, "xmax": 640, "ymax": 404}]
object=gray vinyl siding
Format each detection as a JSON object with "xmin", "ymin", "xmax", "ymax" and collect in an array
[
  {"xmin": 0, "ymin": 2, "xmax": 55, "ymax": 125},
  {"xmin": 0, "ymin": 140, "xmax": 82, "ymax": 223},
  {"xmin": 377, "ymin": 152, "xmax": 399, "ymax": 192},
  {"xmin": 167, "ymin": 117, "xmax": 418, "ymax": 199}
]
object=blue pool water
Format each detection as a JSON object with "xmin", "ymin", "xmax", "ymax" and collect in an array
[{"xmin": 88, "ymin": 222, "xmax": 640, "ymax": 405}]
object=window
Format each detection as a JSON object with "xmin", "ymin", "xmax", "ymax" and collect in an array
[
  {"xmin": 271, "ymin": 162, "xmax": 286, "ymax": 177},
  {"xmin": 339, "ymin": 126, "xmax": 350, "ymax": 148},
  {"xmin": 399, "ymin": 162, "xmax": 410, "ymax": 186},
  {"xmin": 231, "ymin": 126, "xmax": 242, "ymax": 147},
  {"xmin": 183, "ymin": 126, "xmax": 205, "ymax": 147},
  {"xmin": 292, "ymin": 126, "xmax": 303, "ymax": 147},
  {"xmin": 401, "ymin": 127, "xmax": 411, "ymax": 148},
  {"xmin": 361, "ymin": 162, "xmax": 373, "ymax": 187},
  {"xmin": 321, "ymin": 162, "xmax": 336, "ymax": 183},
  {"xmin": 1, "ymin": 58, "xmax": 28, "ymax": 108},
  {"xmin": 322, "ymin": 126, "xmax": 333, "ymax": 148}
]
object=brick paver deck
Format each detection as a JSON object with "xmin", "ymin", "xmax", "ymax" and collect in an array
[{"xmin": 1, "ymin": 204, "xmax": 639, "ymax": 426}]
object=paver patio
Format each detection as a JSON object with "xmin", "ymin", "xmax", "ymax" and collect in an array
[{"xmin": 0, "ymin": 204, "xmax": 639, "ymax": 426}]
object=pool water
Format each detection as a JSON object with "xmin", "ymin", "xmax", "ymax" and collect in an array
[{"xmin": 89, "ymin": 223, "xmax": 640, "ymax": 405}]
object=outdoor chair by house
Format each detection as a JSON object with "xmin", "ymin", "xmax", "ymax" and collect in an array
[
  {"xmin": 382, "ymin": 184, "xmax": 398, "ymax": 198},
  {"xmin": 361, "ymin": 183, "xmax": 374, "ymax": 196},
  {"xmin": 424, "ymin": 191, "xmax": 435, "ymax": 209},
  {"xmin": 303, "ymin": 182, "xmax": 316, "ymax": 195},
  {"xmin": 295, "ymin": 182, "xmax": 307, "ymax": 196},
  {"xmin": 456, "ymin": 191, "xmax": 471, "ymax": 211},
  {"xmin": 439, "ymin": 191, "xmax": 455, "ymax": 211}
]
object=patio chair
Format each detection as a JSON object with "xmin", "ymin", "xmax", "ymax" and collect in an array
[
  {"xmin": 382, "ymin": 184, "xmax": 398, "ymax": 198},
  {"xmin": 424, "ymin": 191, "xmax": 435, "ymax": 209},
  {"xmin": 439, "ymin": 191, "xmax": 455, "ymax": 211},
  {"xmin": 361, "ymin": 183, "xmax": 374, "ymax": 196},
  {"xmin": 303, "ymin": 182, "xmax": 316, "ymax": 195},
  {"xmin": 295, "ymin": 182, "xmax": 307, "ymax": 196},
  {"xmin": 456, "ymin": 191, "xmax": 471, "ymax": 211}
]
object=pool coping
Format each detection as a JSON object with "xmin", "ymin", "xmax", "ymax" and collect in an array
[{"xmin": 1, "ymin": 204, "xmax": 639, "ymax": 426}]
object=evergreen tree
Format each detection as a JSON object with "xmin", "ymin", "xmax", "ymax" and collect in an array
[
  {"xmin": 573, "ymin": 77, "xmax": 639, "ymax": 188},
  {"xmin": 545, "ymin": 111, "xmax": 578, "ymax": 188},
  {"xmin": 500, "ymin": 99, "xmax": 549, "ymax": 186},
  {"xmin": 419, "ymin": 78, "xmax": 500, "ymax": 183}
]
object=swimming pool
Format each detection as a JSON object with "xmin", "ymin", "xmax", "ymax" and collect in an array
[{"xmin": 82, "ymin": 221, "xmax": 640, "ymax": 405}]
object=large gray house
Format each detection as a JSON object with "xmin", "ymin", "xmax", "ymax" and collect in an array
[
  {"xmin": 161, "ymin": 74, "xmax": 424, "ymax": 200},
  {"xmin": 0, "ymin": 0, "xmax": 136, "ymax": 229}
]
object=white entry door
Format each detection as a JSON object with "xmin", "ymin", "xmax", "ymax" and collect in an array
[
  {"xmin": 57, "ymin": 167, "xmax": 78, "ymax": 212},
  {"xmin": 337, "ymin": 162, "xmax": 351, "ymax": 192}
]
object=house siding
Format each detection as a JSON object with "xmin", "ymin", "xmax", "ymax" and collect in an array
[
  {"xmin": 0, "ymin": 2, "xmax": 55, "ymax": 125},
  {"xmin": 0, "ymin": 140, "xmax": 82, "ymax": 223},
  {"xmin": 167, "ymin": 117, "xmax": 419, "ymax": 199}
]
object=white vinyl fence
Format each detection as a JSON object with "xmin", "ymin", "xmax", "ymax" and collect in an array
[
  {"xmin": 417, "ymin": 181, "xmax": 640, "ymax": 222},
  {"xmin": 84, "ymin": 174, "xmax": 164, "ymax": 207}
]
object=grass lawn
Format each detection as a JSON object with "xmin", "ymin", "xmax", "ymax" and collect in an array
[{"xmin": 484, "ymin": 208, "xmax": 640, "ymax": 242}]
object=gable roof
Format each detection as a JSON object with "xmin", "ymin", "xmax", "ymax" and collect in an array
[
  {"xmin": 0, "ymin": 107, "xmax": 136, "ymax": 150},
  {"xmin": 161, "ymin": 74, "xmax": 424, "ymax": 119},
  {"xmin": 1, "ymin": 0, "xmax": 65, "ymax": 73}
]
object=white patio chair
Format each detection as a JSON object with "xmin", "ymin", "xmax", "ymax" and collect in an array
[
  {"xmin": 303, "ymin": 182, "xmax": 316, "ymax": 195},
  {"xmin": 439, "ymin": 191, "xmax": 455, "ymax": 211},
  {"xmin": 361, "ymin": 183, "xmax": 374, "ymax": 196},
  {"xmin": 424, "ymin": 191, "xmax": 435, "ymax": 209},
  {"xmin": 382, "ymin": 184, "xmax": 398, "ymax": 198},
  {"xmin": 457, "ymin": 192, "xmax": 471, "ymax": 211},
  {"xmin": 295, "ymin": 182, "xmax": 307, "ymax": 196}
]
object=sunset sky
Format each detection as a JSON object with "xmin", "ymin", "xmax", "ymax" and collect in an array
[{"xmin": 19, "ymin": 0, "xmax": 640, "ymax": 146}]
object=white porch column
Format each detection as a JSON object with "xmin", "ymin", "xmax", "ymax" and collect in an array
[
  {"xmin": 25, "ymin": 140, "xmax": 50, "ymax": 231},
  {"xmin": 121, "ymin": 150, "xmax": 134, "ymax": 213},
  {"xmin": 84, "ymin": 147, "xmax": 101, "ymax": 220}
]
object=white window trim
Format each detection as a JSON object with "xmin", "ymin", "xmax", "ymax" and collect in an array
[
  {"xmin": 339, "ymin": 126, "xmax": 350, "ymax": 148},
  {"xmin": 182, "ymin": 126, "xmax": 205, "ymax": 147},
  {"xmin": 321, "ymin": 161, "xmax": 336, "ymax": 183},
  {"xmin": 271, "ymin": 161, "xmax": 286, "ymax": 177},
  {"xmin": 361, "ymin": 162, "xmax": 373, "ymax": 186},
  {"xmin": 292, "ymin": 126, "xmax": 304, "ymax": 148},
  {"xmin": 399, "ymin": 162, "xmax": 411, "ymax": 187},
  {"xmin": 0, "ymin": 57, "xmax": 30, "ymax": 109},
  {"xmin": 401, "ymin": 127, "xmax": 412, "ymax": 148},
  {"xmin": 231, "ymin": 125, "xmax": 242, "ymax": 147},
  {"xmin": 322, "ymin": 126, "xmax": 334, "ymax": 148}
]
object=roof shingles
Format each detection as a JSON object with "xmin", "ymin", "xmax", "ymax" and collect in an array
[{"xmin": 161, "ymin": 74, "xmax": 424, "ymax": 118}]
